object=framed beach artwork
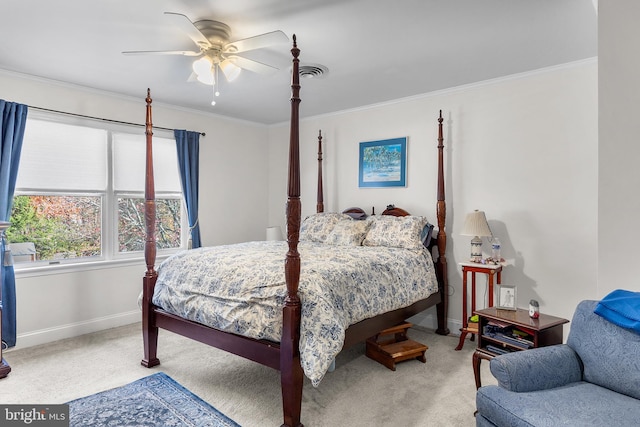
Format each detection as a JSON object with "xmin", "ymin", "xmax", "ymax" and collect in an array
[{"xmin": 358, "ymin": 137, "xmax": 407, "ymax": 188}]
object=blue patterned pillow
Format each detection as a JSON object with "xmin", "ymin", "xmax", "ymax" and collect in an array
[
  {"xmin": 325, "ymin": 219, "xmax": 372, "ymax": 246},
  {"xmin": 363, "ymin": 215, "xmax": 428, "ymax": 250},
  {"xmin": 300, "ymin": 213, "xmax": 351, "ymax": 243}
]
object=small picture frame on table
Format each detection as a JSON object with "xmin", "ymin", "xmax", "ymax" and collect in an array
[{"xmin": 496, "ymin": 284, "xmax": 517, "ymax": 310}]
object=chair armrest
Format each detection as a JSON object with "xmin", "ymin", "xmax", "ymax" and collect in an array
[{"xmin": 490, "ymin": 344, "xmax": 583, "ymax": 392}]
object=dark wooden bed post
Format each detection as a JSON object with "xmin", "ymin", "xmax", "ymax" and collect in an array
[
  {"xmin": 141, "ymin": 89, "xmax": 160, "ymax": 367},
  {"xmin": 316, "ymin": 130, "xmax": 324, "ymax": 214},
  {"xmin": 281, "ymin": 35, "xmax": 304, "ymax": 427},
  {"xmin": 435, "ymin": 110, "xmax": 450, "ymax": 335}
]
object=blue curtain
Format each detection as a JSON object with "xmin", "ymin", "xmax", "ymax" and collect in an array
[
  {"xmin": 0, "ymin": 100, "xmax": 28, "ymax": 348},
  {"xmin": 174, "ymin": 130, "xmax": 201, "ymax": 249}
]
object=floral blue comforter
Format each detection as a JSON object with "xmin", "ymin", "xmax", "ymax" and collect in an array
[{"xmin": 152, "ymin": 241, "xmax": 438, "ymax": 386}]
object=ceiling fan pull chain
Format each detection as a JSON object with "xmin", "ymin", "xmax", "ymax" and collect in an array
[{"xmin": 215, "ymin": 65, "xmax": 220, "ymax": 97}]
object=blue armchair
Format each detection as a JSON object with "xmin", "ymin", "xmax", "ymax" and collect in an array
[{"xmin": 476, "ymin": 298, "xmax": 640, "ymax": 426}]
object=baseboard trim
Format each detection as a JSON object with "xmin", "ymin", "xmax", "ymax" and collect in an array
[
  {"xmin": 9, "ymin": 310, "xmax": 140, "ymax": 351},
  {"xmin": 447, "ymin": 319, "xmax": 463, "ymax": 336},
  {"xmin": 409, "ymin": 313, "xmax": 462, "ymax": 336}
]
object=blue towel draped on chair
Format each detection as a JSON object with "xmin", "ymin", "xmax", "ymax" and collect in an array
[{"xmin": 594, "ymin": 289, "xmax": 640, "ymax": 334}]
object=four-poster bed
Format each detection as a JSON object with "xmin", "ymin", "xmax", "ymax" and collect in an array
[{"xmin": 141, "ymin": 36, "xmax": 449, "ymax": 427}]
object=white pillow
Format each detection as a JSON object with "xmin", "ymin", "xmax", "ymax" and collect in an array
[
  {"xmin": 325, "ymin": 219, "xmax": 372, "ymax": 246},
  {"xmin": 363, "ymin": 215, "xmax": 428, "ymax": 249},
  {"xmin": 299, "ymin": 212, "xmax": 351, "ymax": 243}
]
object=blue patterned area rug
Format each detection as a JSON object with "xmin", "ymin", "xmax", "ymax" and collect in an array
[{"xmin": 67, "ymin": 372, "xmax": 240, "ymax": 426}]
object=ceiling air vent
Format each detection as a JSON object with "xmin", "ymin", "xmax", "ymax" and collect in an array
[{"xmin": 299, "ymin": 64, "xmax": 328, "ymax": 79}]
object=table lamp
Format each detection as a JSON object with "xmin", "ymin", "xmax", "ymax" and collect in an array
[
  {"xmin": 461, "ymin": 210, "xmax": 492, "ymax": 262},
  {"xmin": 266, "ymin": 226, "xmax": 284, "ymax": 241}
]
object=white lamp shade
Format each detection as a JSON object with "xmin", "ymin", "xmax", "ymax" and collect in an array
[
  {"xmin": 196, "ymin": 73, "xmax": 214, "ymax": 85},
  {"xmin": 192, "ymin": 57, "xmax": 212, "ymax": 75},
  {"xmin": 220, "ymin": 60, "xmax": 242, "ymax": 82},
  {"xmin": 461, "ymin": 210, "xmax": 492, "ymax": 262},
  {"xmin": 193, "ymin": 57, "xmax": 215, "ymax": 85},
  {"xmin": 266, "ymin": 226, "xmax": 284, "ymax": 241},
  {"xmin": 461, "ymin": 210, "xmax": 492, "ymax": 237}
]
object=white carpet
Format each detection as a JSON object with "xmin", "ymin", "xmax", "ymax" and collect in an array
[{"xmin": 0, "ymin": 323, "xmax": 495, "ymax": 426}]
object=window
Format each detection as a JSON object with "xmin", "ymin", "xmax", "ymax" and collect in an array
[
  {"xmin": 8, "ymin": 115, "xmax": 185, "ymax": 266},
  {"xmin": 112, "ymin": 132, "xmax": 184, "ymax": 254}
]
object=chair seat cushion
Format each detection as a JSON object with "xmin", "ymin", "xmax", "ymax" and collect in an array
[{"xmin": 476, "ymin": 382, "xmax": 640, "ymax": 427}]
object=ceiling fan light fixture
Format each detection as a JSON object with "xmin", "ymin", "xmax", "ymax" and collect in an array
[
  {"xmin": 220, "ymin": 60, "xmax": 241, "ymax": 82},
  {"xmin": 192, "ymin": 57, "xmax": 215, "ymax": 85},
  {"xmin": 196, "ymin": 72, "xmax": 214, "ymax": 85},
  {"xmin": 192, "ymin": 57, "xmax": 212, "ymax": 76},
  {"xmin": 126, "ymin": 12, "xmax": 287, "ymax": 106}
]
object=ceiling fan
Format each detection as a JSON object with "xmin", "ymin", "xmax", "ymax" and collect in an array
[{"xmin": 123, "ymin": 12, "xmax": 289, "ymax": 104}]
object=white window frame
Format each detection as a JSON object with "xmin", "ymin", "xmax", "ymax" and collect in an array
[{"xmin": 11, "ymin": 110, "xmax": 188, "ymax": 275}]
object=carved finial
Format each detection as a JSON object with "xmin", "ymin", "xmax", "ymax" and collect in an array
[
  {"xmin": 438, "ymin": 109, "xmax": 443, "ymax": 124},
  {"xmin": 291, "ymin": 35, "xmax": 299, "ymax": 59},
  {"xmin": 146, "ymin": 88, "xmax": 152, "ymax": 104},
  {"xmin": 318, "ymin": 129, "xmax": 322, "ymax": 138}
]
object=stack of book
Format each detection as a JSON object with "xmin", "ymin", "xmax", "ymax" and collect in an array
[
  {"xmin": 484, "ymin": 320, "xmax": 534, "ymax": 350},
  {"xmin": 486, "ymin": 345, "xmax": 511, "ymax": 355}
]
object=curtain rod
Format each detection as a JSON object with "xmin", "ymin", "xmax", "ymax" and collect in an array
[{"xmin": 28, "ymin": 105, "xmax": 206, "ymax": 136}]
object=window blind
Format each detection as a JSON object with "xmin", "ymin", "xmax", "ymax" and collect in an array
[
  {"xmin": 113, "ymin": 133, "xmax": 181, "ymax": 193},
  {"xmin": 16, "ymin": 119, "xmax": 107, "ymax": 191}
]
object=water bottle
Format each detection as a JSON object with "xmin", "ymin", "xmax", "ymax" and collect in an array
[{"xmin": 491, "ymin": 237, "xmax": 501, "ymax": 261}]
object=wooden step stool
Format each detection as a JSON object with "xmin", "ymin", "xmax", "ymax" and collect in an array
[{"xmin": 365, "ymin": 322, "xmax": 428, "ymax": 371}]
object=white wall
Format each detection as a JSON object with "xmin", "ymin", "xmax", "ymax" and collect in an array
[
  {"xmin": 269, "ymin": 60, "xmax": 598, "ymax": 333},
  {"xmin": 3, "ymin": 16, "xmax": 616, "ymax": 347},
  {"xmin": 0, "ymin": 71, "xmax": 269, "ymax": 348},
  {"xmin": 598, "ymin": 1, "xmax": 640, "ymax": 297}
]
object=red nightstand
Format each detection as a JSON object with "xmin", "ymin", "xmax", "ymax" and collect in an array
[{"xmin": 455, "ymin": 262, "xmax": 502, "ymax": 351}]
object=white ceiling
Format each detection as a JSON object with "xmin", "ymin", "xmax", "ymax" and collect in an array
[{"xmin": 0, "ymin": 0, "xmax": 597, "ymax": 125}]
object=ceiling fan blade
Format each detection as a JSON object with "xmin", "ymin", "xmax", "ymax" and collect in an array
[
  {"xmin": 164, "ymin": 12, "xmax": 211, "ymax": 48},
  {"xmin": 122, "ymin": 50, "xmax": 202, "ymax": 56},
  {"xmin": 227, "ymin": 55, "xmax": 279, "ymax": 74},
  {"xmin": 225, "ymin": 30, "xmax": 288, "ymax": 53}
]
